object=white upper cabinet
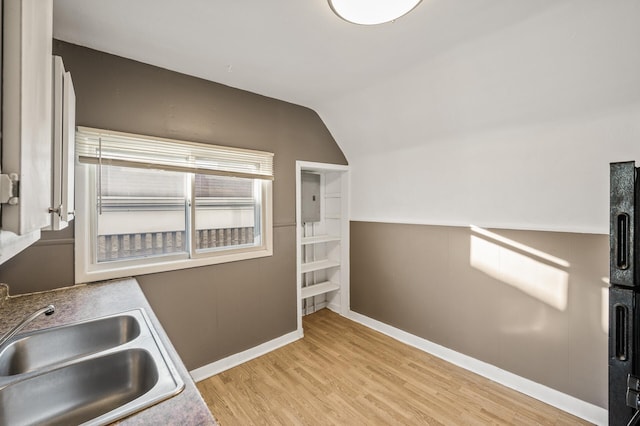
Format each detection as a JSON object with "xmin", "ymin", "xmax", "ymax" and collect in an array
[
  {"xmin": 2, "ymin": 0, "xmax": 54, "ymax": 234},
  {"xmin": 61, "ymin": 70, "xmax": 76, "ymax": 226},
  {"xmin": 46, "ymin": 56, "xmax": 76, "ymax": 231},
  {"xmin": 1, "ymin": 0, "xmax": 58, "ymax": 264}
]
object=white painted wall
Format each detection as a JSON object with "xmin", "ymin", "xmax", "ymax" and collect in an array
[{"xmin": 318, "ymin": 0, "xmax": 640, "ymax": 234}]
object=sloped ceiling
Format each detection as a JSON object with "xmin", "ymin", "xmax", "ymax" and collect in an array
[
  {"xmin": 53, "ymin": 0, "xmax": 560, "ymax": 156},
  {"xmin": 53, "ymin": 1, "xmax": 640, "ymax": 233}
]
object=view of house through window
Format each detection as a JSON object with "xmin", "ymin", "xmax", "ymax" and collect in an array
[
  {"xmin": 75, "ymin": 126, "xmax": 273, "ymax": 283},
  {"xmin": 96, "ymin": 166, "xmax": 262, "ymax": 263},
  {"xmin": 194, "ymin": 174, "xmax": 261, "ymax": 252},
  {"xmin": 96, "ymin": 165, "xmax": 187, "ymax": 262}
]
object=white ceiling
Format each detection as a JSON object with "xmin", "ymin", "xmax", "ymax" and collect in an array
[
  {"xmin": 53, "ymin": 1, "xmax": 640, "ymax": 233},
  {"xmin": 52, "ymin": 0, "xmax": 557, "ymax": 110}
]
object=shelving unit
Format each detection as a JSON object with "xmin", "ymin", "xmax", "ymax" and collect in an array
[
  {"xmin": 296, "ymin": 161, "xmax": 349, "ymax": 332},
  {"xmin": 301, "ymin": 235, "xmax": 341, "ymax": 245},
  {"xmin": 301, "ymin": 281, "xmax": 341, "ymax": 299},
  {"xmin": 301, "ymin": 259, "xmax": 340, "ymax": 274}
]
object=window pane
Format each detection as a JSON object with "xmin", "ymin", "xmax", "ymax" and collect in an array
[
  {"xmin": 194, "ymin": 174, "xmax": 261, "ymax": 252},
  {"xmin": 96, "ymin": 165, "xmax": 188, "ymax": 262}
]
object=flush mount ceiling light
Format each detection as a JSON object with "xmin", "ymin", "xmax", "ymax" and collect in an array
[{"xmin": 328, "ymin": 0, "xmax": 422, "ymax": 25}]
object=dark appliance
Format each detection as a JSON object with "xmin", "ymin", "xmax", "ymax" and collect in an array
[{"xmin": 610, "ymin": 161, "xmax": 640, "ymax": 425}]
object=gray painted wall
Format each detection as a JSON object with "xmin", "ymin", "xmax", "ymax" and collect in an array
[
  {"xmin": 350, "ymin": 221, "xmax": 608, "ymax": 408},
  {"xmin": 0, "ymin": 40, "xmax": 347, "ymax": 370},
  {"xmin": 0, "ymin": 35, "xmax": 609, "ymax": 414}
]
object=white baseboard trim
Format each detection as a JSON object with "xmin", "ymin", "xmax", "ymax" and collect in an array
[
  {"xmin": 346, "ymin": 310, "xmax": 607, "ymax": 426},
  {"xmin": 189, "ymin": 329, "xmax": 303, "ymax": 382}
]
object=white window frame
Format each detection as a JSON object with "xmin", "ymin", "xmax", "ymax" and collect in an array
[{"xmin": 74, "ymin": 129, "xmax": 273, "ymax": 284}]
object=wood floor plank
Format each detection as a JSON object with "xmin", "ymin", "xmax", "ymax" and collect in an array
[{"xmin": 197, "ymin": 309, "xmax": 592, "ymax": 425}]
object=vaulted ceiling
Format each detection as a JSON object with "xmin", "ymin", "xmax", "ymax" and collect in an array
[
  {"xmin": 53, "ymin": 0, "xmax": 554, "ymax": 108},
  {"xmin": 53, "ymin": 1, "xmax": 639, "ymax": 164}
]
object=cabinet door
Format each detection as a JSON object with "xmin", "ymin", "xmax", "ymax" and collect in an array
[
  {"xmin": 2, "ymin": 0, "xmax": 53, "ymax": 234},
  {"xmin": 61, "ymin": 70, "xmax": 76, "ymax": 225},
  {"xmin": 48, "ymin": 56, "xmax": 76, "ymax": 230}
]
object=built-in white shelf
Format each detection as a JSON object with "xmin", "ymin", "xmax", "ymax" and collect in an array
[
  {"xmin": 301, "ymin": 235, "xmax": 341, "ymax": 245},
  {"xmin": 297, "ymin": 161, "xmax": 349, "ymax": 325},
  {"xmin": 301, "ymin": 259, "xmax": 340, "ymax": 274},
  {"xmin": 301, "ymin": 281, "xmax": 340, "ymax": 299}
]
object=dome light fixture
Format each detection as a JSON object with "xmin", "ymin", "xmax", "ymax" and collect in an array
[{"xmin": 328, "ymin": 0, "xmax": 422, "ymax": 25}]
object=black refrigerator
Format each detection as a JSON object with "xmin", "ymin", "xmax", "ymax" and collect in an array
[{"xmin": 610, "ymin": 161, "xmax": 640, "ymax": 425}]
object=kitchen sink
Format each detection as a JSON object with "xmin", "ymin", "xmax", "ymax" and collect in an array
[
  {"xmin": 0, "ymin": 349, "xmax": 158, "ymax": 425},
  {"xmin": 0, "ymin": 309, "xmax": 184, "ymax": 426},
  {"xmin": 0, "ymin": 314, "xmax": 140, "ymax": 376}
]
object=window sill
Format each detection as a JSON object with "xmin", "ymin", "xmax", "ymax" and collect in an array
[{"xmin": 75, "ymin": 245, "xmax": 273, "ymax": 284}]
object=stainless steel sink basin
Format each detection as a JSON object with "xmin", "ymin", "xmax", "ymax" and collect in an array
[
  {"xmin": 0, "ymin": 309, "xmax": 184, "ymax": 426},
  {"xmin": 0, "ymin": 349, "xmax": 158, "ymax": 425},
  {"xmin": 0, "ymin": 314, "xmax": 140, "ymax": 376}
]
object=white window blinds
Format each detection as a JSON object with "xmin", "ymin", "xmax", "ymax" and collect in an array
[{"xmin": 75, "ymin": 126, "xmax": 274, "ymax": 180}]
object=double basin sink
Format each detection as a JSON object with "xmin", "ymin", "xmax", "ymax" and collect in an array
[{"xmin": 0, "ymin": 309, "xmax": 185, "ymax": 425}]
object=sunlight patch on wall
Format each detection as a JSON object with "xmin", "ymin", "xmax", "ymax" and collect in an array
[
  {"xmin": 470, "ymin": 228, "xmax": 569, "ymax": 311},
  {"xmin": 470, "ymin": 226, "xmax": 570, "ymax": 268}
]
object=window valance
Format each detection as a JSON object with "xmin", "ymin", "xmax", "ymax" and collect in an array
[{"xmin": 76, "ymin": 127, "xmax": 274, "ymax": 180}]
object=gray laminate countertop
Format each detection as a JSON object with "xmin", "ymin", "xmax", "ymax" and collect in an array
[{"xmin": 0, "ymin": 278, "xmax": 217, "ymax": 425}]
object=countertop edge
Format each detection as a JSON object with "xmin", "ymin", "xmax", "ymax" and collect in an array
[{"xmin": 0, "ymin": 278, "xmax": 217, "ymax": 425}]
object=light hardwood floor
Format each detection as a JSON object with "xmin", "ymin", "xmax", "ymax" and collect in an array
[{"xmin": 197, "ymin": 309, "xmax": 591, "ymax": 425}]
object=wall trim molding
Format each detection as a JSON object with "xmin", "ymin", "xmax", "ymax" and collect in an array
[
  {"xmin": 348, "ymin": 218, "xmax": 606, "ymax": 236},
  {"xmin": 346, "ymin": 310, "xmax": 607, "ymax": 426},
  {"xmin": 273, "ymin": 222, "xmax": 296, "ymax": 228},
  {"xmin": 188, "ymin": 310, "xmax": 606, "ymax": 424},
  {"xmin": 189, "ymin": 329, "xmax": 303, "ymax": 382},
  {"xmin": 34, "ymin": 237, "xmax": 75, "ymax": 246}
]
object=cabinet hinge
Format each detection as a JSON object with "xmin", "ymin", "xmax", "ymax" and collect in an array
[{"xmin": 0, "ymin": 173, "xmax": 20, "ymax": 205}]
